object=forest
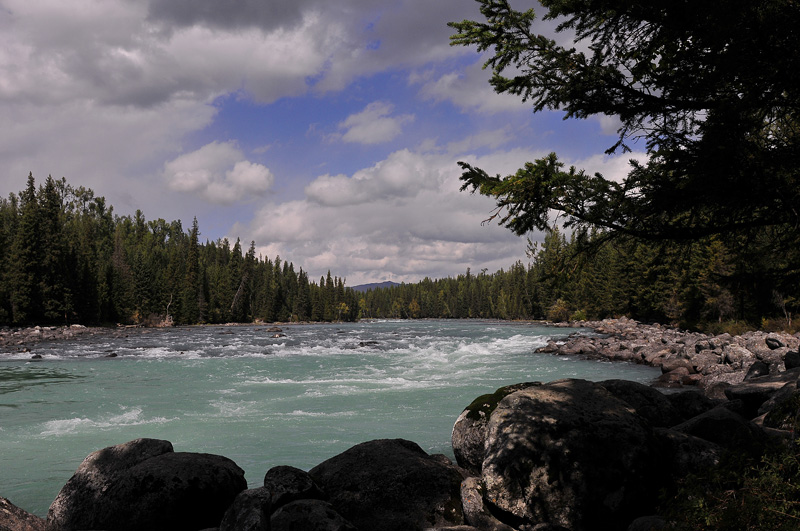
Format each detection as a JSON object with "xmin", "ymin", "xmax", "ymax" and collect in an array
[
  {"xmin": 0, "ymin": 174, "xmax": 359, "ymax": 326},
  {"xmin": 2, "ymin": 174, "xmax": 796, "ymax": 333},
  {"xmin": 361, "ymin": 228, "xmax": 799, "ymax": 334}
]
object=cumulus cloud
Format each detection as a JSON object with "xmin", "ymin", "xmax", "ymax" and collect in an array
[
  {"xmin": 416, "ymin": 61, "xmax": 528, "ymax": 114},
  {"xmin": 337, "ymin": 101, "xmax": 414, "ymax": 145},
  {"xmin": 238, "ymin": 147, "xmax": 544, "ymax": 285},
  {"xmin": 164, "ymin": 141, "xmax": 274, "ymax": 205}
]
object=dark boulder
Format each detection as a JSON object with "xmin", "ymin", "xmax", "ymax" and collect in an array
[
  {"xmin": 599, "ymin": 379, "xmax": 682, "ymax": 427},
  {"xmin": 481, "ymin": 379, "xmax": 664, "ymax": 531},
  {"xmin": 309, "ymin": 438, "xmax": 465, "ymax": 531},
  {"xmin": 219, "ymin": 488, "xmax": 271, "ymax": 531},
  {"xmin": 46, "ymin": 438, "xmax": 246, "ymax": 531},
  {"xmin": 725, "ymin": 369, "xmax": 800, "ymax": 419},
  {"xmin": 263, "ymin": 465, "xmax": 326, "ymax": 510},
  {"xmin": 744, "ymin": 361, "xmax": 770, "ymax": 380},
  {"xmin": 652, "ymin": 428, "xmax": 721, "ymax": 481},
  {"xmin": 0, "ymin": 497, "xmax": 45, "ymax": 531},
  {"xmin": 785, "ymin": 351, "xmax": 800, "ymax": 370},
  {"xmin": 270, "ymin": 500, "xmax": 356, "ymax": 531},
  {"xmin": 665, "ymin": 391, "xmax": 717, "ymax": 423},
  {"xmin": 451, "ymin": 382, "xmax": 541, "ymax": 474},
  {"xmin": 671, "ymin": 407, "xmax": 766, "ymax": 454},
  {"xmin": 763, "ymin": 389, "xmax": 800, "ymax": 432}
]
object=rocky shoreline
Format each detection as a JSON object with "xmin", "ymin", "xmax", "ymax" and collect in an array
[
  {"xmin": 3, "ymin": 318, "xmax": 800, "ymax": 530},
  {"xmin": 541, "ymin": 317, "xmax": 800, "ymax": 394}
]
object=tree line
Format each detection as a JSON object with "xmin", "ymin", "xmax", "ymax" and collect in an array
[
  {"xmin": 360, "ymin": 228, "xmax": 799, "ymax": 333},
  {"xmin": 0, "ymin": 174, "xmax": 359, "ymax": 326}
]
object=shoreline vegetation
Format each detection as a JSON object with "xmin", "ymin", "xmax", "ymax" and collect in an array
[
  {"xmin": 4, "ymin": 175, "xmax": 799, "ymax": 334},
  {"xmin": 4, "ymin": 318, "xmax": 800, "ymax": 529}
]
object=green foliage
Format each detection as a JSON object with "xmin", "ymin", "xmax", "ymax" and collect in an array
[
  {"xmin": 663, "ymin": 446, "xmax": 800, "ymax": 530},
  {"xmin": 450, "ymin": 0, "xmax": 800, "ymax": 323},
  {"xmin": 0, "ymin": 175, "xmax": 360, "ymax": 326}
]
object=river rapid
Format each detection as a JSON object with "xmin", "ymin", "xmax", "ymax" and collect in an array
[{"xmin": 0, "ymin": 319, "xmax": 660, "ymax": 516}]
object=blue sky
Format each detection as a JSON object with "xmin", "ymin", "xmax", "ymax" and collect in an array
[{"xmin": 0, "ymin": 0, "xmax": 646, "ymax": 285}]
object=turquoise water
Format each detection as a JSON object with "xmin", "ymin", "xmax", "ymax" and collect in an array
[{"xmin": 0, "ymin": 320, "xmax": 659, "ymax": 516}]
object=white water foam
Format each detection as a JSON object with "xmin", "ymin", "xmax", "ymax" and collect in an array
[{"xmin": 40, "ymin": 407, "xmax": 174, "ymax": 436}]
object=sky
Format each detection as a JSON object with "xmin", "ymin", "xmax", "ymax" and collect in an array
[{"xmin": 0, "ymin": 0, "xmax": 646, "ymax": 286}]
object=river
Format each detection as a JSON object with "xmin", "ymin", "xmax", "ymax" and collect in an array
[{"xmin": 0, "ymin": 319, "xmax": 660, "ymax": 516}]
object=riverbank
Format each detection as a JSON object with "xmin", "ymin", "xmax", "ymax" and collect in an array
[{"xmin": 541, "ymin": 316, "xmax": 800, "ymax": 395}]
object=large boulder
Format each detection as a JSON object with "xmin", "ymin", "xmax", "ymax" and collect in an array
[
  {"xmin": 309, "ymin": 439, "xmax": 465, "ymax": 531},
  {"xmin": 263, "ymin": 465, "xmax": 326, "ymax": 510},
  {"xmin": 671, "ymin": 407, "xmax": 766, "ymax": 454},
  {"xmin": 270, "ymin": 500, "xmax": 356, "ymax": 531},
  {"xmin": 46, "ymin": 438, "xmax": 246, "ymax": 531},
  {"xmin": 452, "ymin": 382, "xmax": 541, "ymax": 474},
  {"xmin": 598, "ymin": 379, "xmax": 682, "ymax": 427},
  {"xmin": 482, "ymin": 379, "xmax": 664, "ymax": 531},
  {"xmin": 0, "ymin": 497, "xmax": 45, "ymax": 531},
  {"xmin": 219, "ymin": 488, "xmax": 272, "ymax": 531}
]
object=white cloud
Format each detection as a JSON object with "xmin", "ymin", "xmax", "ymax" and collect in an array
[
  {"xmin": 573, "ymin": 152, "xmax": 650, "ymax": 183},
  {"xmin": 240, "ymin": 146, "xmax": 546, "ymax": 285},
  {"xmin": 336, "ymin": 101, "xmax": 414, "ymax": 145},
  {"xmin": 415, "ymin": 58, "xmax": 528, "ymax": 114},
  {"xmin": 164, "ymin": 141, "xmax": 274, "ymax": 205}
]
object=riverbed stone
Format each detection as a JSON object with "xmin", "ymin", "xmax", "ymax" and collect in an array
[
  {"xmin": 481, "ymin": 379, "xmax": 664, "ymax": 531},
  {"xmin": 309, "ymin": 438, "xmax": 465, "ymax": 531},
  {"xmin": 46, "ymin": 438, "xmax": 246, "ymax": 531}
]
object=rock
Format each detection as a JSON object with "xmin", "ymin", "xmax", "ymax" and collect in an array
[
  {"xmin": 763, "ymin": 389, "xmax": 800, "ymax": 432},
  {"xmin": 219, "ymin": 488, "xmax": 271, "ymax": 531},
  {"xmin": 660, "ymin": 357, "xmax": 695, "ymax": 374},
  {"xmin": 0, "ymin": 496, "xmax": 45, "ymax": 531},
  {"xmin": 627, "ymin": 515, "xmax": 668, "ymax": 531},
  {"xmin": 744, "ymin": 360, "xmax": 770, "ymax": 380},
  {"xmin": 459, "ymin": 477, "xmax": 516, "ymax": 531},
  {"xmin": 785, "ymin": 351, "xmax": 800, "ymax": 370},
  {"xmin": 270, "ymin": 500, "xmax": 356, "ymax": 531},
  {"xmin": 724, "ymin": 369, "xmax": 800, "ymax": 419},
  {"xmin": 655, "ymin": 367, "xmax": 689, "ymax": 387},
  {"xmin": 758, "ymin": 380, "xmax": 799, "ymax": 417},
  {"xmin": 766, "ymin": 336, "xmax": 785, "ymax": 350},
  {"xmin": 721, "ymin": 344, "xmax": 752, "ymax": 368},
  {"xmin": 692, "ymin": 352, "xmax": 721, "ymax": 374},
  {"xmin": 482, "ymin": 379, "xmax": 664, "ymax": 531},
  {"xmin": 46, "ymin": 438, "xmax": 246, "ymax": 531},
  {"xmin": 671, "ymin": 407, "xmax": 766, "ymax": 454},
  {"xmin": 310, "ymin": 439, "xmax": 465, "ymax": 531},
  {"xmin": 263, "ymin": 465, "xmax": 326, "ymax": 510},
  {"xmin": 598, "ymin": 379, "xmax": 682, "ymax": 427},
  {"xmin": 652, "ymin": 428, "xmax": 721, "ymax": 481},
  {"xmin": 664, "ymin": 391, "xmax": 717, "ymax": 423},
  {"xmin": 451, "ymin": 382, "xmax": 541, "ymax": 474}
]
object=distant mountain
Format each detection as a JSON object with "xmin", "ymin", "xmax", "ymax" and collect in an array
[{"xmin": 350, "ymin": 281, "xmax": 401, "ymax": 293}]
